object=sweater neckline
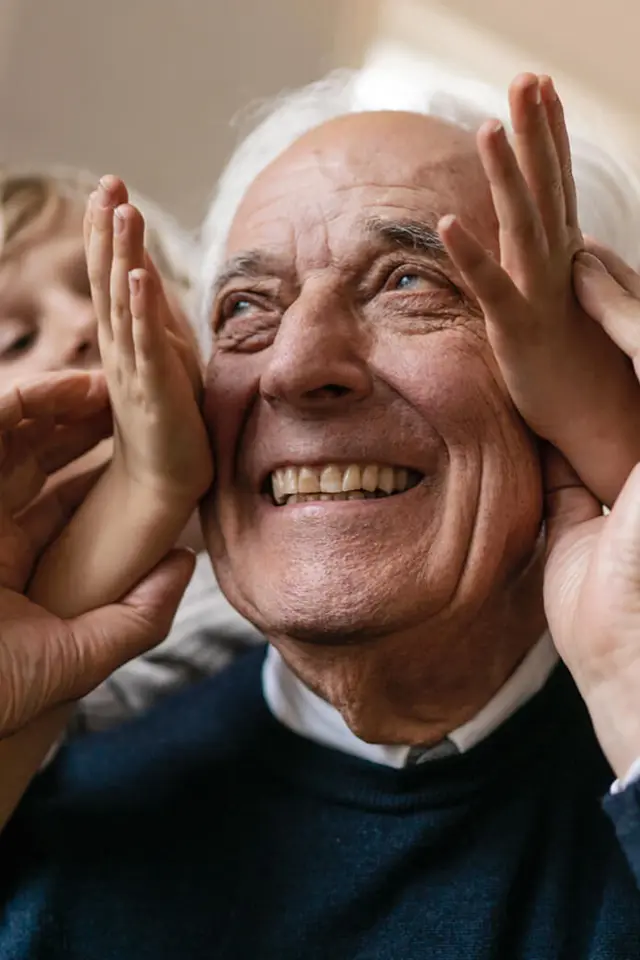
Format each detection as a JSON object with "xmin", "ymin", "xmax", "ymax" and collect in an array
[
  {"xmin": 244, "ymin": 654, "xmax": 602, "ymax": 812},
  {"xmin": 262, "ymin": 633, "xmax": 558, "ymax": 768}
]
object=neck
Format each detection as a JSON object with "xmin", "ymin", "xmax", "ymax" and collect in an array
[{"xmin": 272, "ymin": 557, "xmax": 546, "ymax": 746}]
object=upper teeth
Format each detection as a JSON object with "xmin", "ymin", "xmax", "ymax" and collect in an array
[{"xmin": 271, "ymin": 463, "xmax": 411, "ymax": 505}]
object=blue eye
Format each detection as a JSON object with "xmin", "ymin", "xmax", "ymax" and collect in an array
[
  {"xmin": 395, "ymin": 273, "xmax": 420, "ymax": 290},
  {"xmin": 230, "ymin": 298, "xmax": 252, "ymax": 316},
  {"xmin": 220, "ymin": 296, "xmax": 256, "ymax": 323}
]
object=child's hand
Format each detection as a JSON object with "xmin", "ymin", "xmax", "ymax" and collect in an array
[
  {"xmin": 439, "ymin": 73, "xmax": 640, "ymax": 506},
  {"xmin": 85, "ymin": 177, "xmax": 213, "ymax": 508}
]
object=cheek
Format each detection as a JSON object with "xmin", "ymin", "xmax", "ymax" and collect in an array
[
  {"xmin": 38, "ymin": 325, "xmax": 71, "ymax": 368},
  {"xmin": 0, "ymin": 344, "xmax": 52, "ymax": 383},
  {"xmin": 203, "ymin": 352, "xmax": 261, "ymax": 477},
  {"xmin": 376, "ymin": 331, "xmax": 505, "ymax": 437},
  {"xmin": 0, "ymin": 361, "xmax": 39, "ymax": 389},
  {"xmin": 380, "ymin": 332, "xmax": 541, "ymax": 574},
  {"xmin": 377, "ymin": 331, "xmax": 540, "ymax": 498}
]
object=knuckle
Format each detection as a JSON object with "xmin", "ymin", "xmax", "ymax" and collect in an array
[
  {"xmin": 88, "ymin": 266, "xmax": 108, "ymax": 294},
  {"xmin": 111, "ymin": 298, "xmax": 131, "ymax": 325},
  {"xmin": 510, "ymin": 216, "xmax": 541, "ymax": 247}
]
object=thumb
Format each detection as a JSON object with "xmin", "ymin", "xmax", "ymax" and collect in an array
[
  {"xmin": 599, "ymin": 463, "xmax": 640, "ymax": 581},
  {"xmin": 543, "ymin": 444, "xmax": 601, "ymax": 554},
  {"xmin": 574, "ymin": 253, "xmax": 640, "ymax": 362},
  {"xmin": 61, "ymin": 548, "xmax": 196, "ymax": 702}
]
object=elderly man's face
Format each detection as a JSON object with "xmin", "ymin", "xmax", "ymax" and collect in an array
[{"xmin": 202, "ymin": 111, "xmax": 542, "ymax": 646}]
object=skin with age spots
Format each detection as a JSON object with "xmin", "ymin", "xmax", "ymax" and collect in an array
[{"xmin": 201, "ymin": 111, "xmax": 545, "ymax": 746}]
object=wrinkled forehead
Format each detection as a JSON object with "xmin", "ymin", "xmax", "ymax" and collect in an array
[{"xmin": 225, "ymin": 110, "xmax": 495, "ymax": 262}]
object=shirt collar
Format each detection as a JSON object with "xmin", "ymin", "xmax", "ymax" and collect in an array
[{"xmin": 262, "ymin": 632, "xmax": 558, "ymax": 768}]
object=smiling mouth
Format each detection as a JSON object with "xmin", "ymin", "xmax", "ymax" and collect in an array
[{"xmin": 268, "ymin": 463, "xmax": 422, "ymax": 506}]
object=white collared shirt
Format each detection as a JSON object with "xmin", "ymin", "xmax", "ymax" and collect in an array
[{"xmin": 263, "ymin": 632, "xmax": 559, "ymax": 768}]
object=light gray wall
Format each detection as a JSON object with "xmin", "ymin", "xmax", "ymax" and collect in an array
[{"xmin": 0, "ymin": 0, "xmax": 371, "ymax": 226}]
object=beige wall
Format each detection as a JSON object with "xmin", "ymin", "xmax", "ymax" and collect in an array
[
  {"xmin": 367, "ymin": 0, "xmax": 640, "ymax": 159},
  {"xmin": 0, "ymin": 0, "xmax": 373, "ymax": 225},
  {"xmin": 2, "ymin": 0, "xmax": 638, "ymax": 227}
]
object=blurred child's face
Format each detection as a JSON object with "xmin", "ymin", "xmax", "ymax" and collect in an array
[{"xmin": 0, "ymin": 198, "xmax": 99, "ymax": 388}]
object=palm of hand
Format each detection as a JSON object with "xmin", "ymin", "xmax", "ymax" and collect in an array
[
  {"xmin": 104, "ymin": 323, "xmax": 213, "ymax": 501},
  {"xmin": 0, "ymin": 373, "xmax": 111, "ymax": 732},
  {"xmin": 87, "ymin": 186, "xmax": 214, "ymax": 505},
  {"xmin": 544, "ymin": 513, "xmax": 606, "ymax": 688},
  {"xmin": 544, "ymin": 470, "xmax": 640, "ymax": 705},
  {"xmin": 0, "ymin": 512, "xmax": 36, "ymax": 595},
  {"xmin": 496, "ymin": 258, "xmax": 591, "ymax": 443},
  {"xmin": 0, "ymin": 589, "xmax": 70, "ymax": 732},
  {"xmin": 0, "ymin": 422, "xmax": 53, "ymax": 592}
]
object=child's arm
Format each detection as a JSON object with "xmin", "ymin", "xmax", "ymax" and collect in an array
[
  {"xmin": 29, "ymin": 178, "xmax": 213, "ymax": 619},
  {"xmin": 439, "ymin": 72, "xmax": 640, "ymax": 507}
]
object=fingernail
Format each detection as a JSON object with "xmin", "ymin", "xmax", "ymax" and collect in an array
[
  {"xmin": 528, "ymin": 79, "xmax": 541, "ymax": 105},
  {"xmin": 113, "ymin": 208, "xmax": 126, "ymax": 235},
  {"xmin": 129, "ymin": 271, "xmax": 141, "ymax": 296},
  {"xmin": 575, "ymin": 251, "xmax": 607, "ymax": 273},
  {"xmin": 98, "ymin": 178, "xmax": 111, "ymax": 208},
  {"xmin": 540, "ymin": 75, "xmax": 557, "ymax": 101}
]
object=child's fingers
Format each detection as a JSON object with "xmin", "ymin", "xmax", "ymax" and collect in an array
[
  {"xmin": 142, "ymin": 251, "xmax": 202, "ymax": 386},
  {"xmin": 540, "ymin": 75, "xmax": 579, "ymax": 232},
  {"xmin": 109, "ymin": 204, "xmax": 145, "ymax": 369},
  {"xmin": 508, "ymin": 73, "xmax": 566, "ymax": 246},
  {"xmin": 143, "ymin": 251, "xmax": 188, "ymax": 340},
  {"xmin": 439, "ymin": 214, "xmax": 525, "ymax": 321},
  {"xmin": 82, "ymin": 193, "xmax": 94, "ymax": 258},
  {"xmin": 129, "ymin": 269, "xmax": 168, "ymax": 392},
  {"xmin": 476, "ymin": 118, "xmax": 547, "ymax": 291},
  {"xmin": 87, "ymin": 177, "xmax": 128, "ymax": 342}
]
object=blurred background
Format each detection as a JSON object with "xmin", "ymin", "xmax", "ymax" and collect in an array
[{"xmin": 0, "ymin": 0, "xmax": 637, "ymax": 227}]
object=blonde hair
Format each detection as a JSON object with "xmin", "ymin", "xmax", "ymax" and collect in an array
[{"xmin": 0, "ymin": 165, "xmax": 206, "ymax": 347}]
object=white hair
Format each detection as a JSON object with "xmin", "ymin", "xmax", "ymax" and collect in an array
[{"xmin": 199, "ymin": 67, "xmax": 640, "ymax": 350}]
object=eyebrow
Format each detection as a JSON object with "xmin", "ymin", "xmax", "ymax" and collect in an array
[
  {"xmin": 211, "ymin": 251, "xmax": 279, "ymax": 298},
  {"xmin": 211, "ymin": 217, "xmax": 448, "ymax": 298},
  {"xmin": 364, "ymin": 217, "xmax": 447, "ymax": 258}
]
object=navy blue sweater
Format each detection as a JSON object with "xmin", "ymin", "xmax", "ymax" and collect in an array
[{"xmin": 1, "ymin": 647, "xmax": 640, "ymax": 959}]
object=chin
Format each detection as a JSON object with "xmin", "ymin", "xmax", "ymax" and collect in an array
[{"xmin": 220, "ymin": 555, "xmax": 440, "ymax": 647}]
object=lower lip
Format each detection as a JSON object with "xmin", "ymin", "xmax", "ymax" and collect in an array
[{"xmin": 263, "ymin": 485, "xmax": 423, "ymax": 512}]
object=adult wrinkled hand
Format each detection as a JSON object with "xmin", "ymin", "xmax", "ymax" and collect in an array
[
  {"xmin": 0, "ymin": 370, "xmax": 194, "ymax": 751},
  {"xmin": 543, "ymin": 249, "xmax": 640, "ymax": 781}
]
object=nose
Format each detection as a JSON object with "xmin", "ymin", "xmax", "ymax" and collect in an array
[
  {"xmin": 259, "ymin": 286, "xmax": 373, "ymax": 414},
  {"xmin": 54, "ymin": 294, "xmax": 100, "ymax": 369}
]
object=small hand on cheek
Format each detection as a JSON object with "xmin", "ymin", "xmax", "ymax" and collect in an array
[
  {"xmin": 438, "ymin": 74, "xmax": 640, "ymax": 508},
  {"xmin": 86, "ymin": 177, "xmax": 213, "ymax": 506},
  {"xmin": 27, "ymin": 178, "xmax": 213, "ymax": 620}
]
